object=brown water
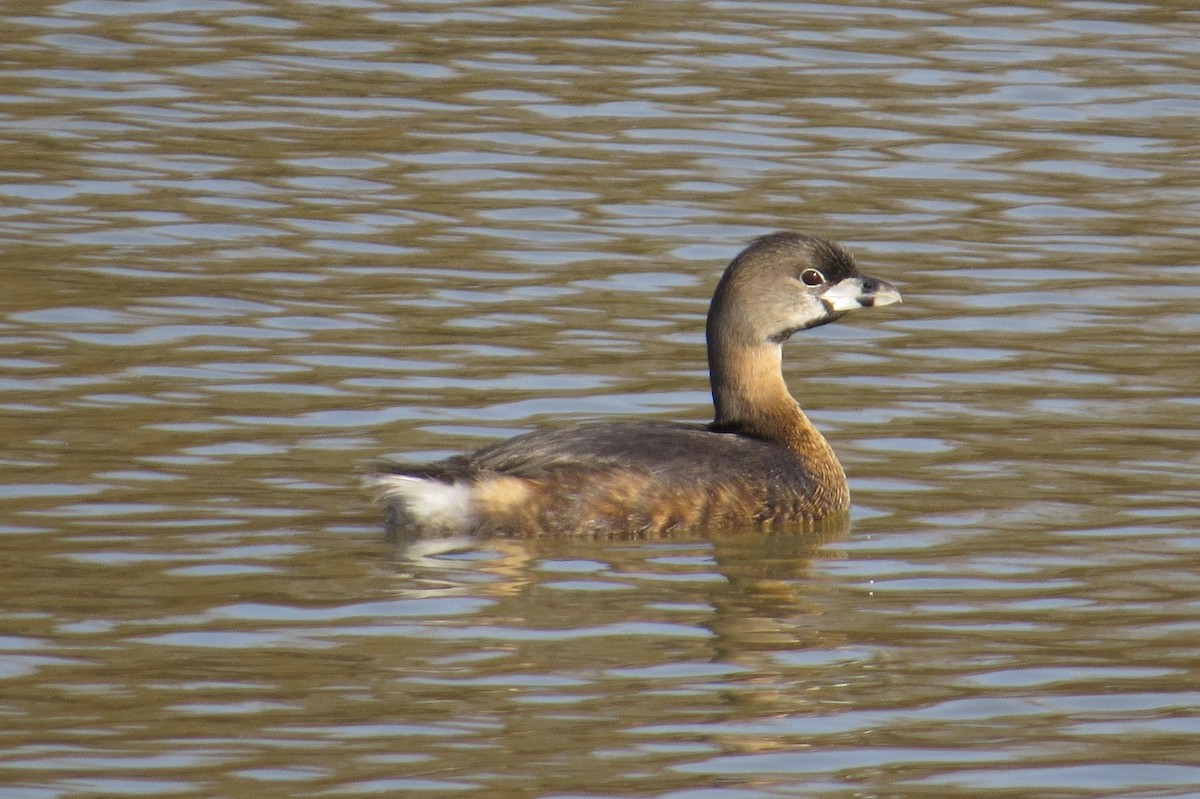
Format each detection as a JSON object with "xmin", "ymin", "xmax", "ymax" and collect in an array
[{"xmin": 3, "ymin": 2, "xmax": 1199, "ymax": 797}]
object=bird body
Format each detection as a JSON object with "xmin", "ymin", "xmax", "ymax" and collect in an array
[{"xmin": 367, "ymin": 232, "xmax": 900, "ymax": 546}]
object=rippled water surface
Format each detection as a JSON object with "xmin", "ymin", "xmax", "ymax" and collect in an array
[{"xmin": 3, "ymin": 1, "xmax": 1199, "ymax": 797}]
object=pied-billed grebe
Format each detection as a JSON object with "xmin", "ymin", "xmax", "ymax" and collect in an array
[{"xmin": 367, "ymin": 231, "xmax": 900, "ymax": 543}]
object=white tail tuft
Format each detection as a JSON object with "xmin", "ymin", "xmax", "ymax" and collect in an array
[{"xmin": 364, "ymin": 474, "xmax": 473, "ymax": 532}]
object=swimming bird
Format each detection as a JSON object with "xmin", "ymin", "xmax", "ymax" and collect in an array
[{"xmin": 367, "ymin": 231, "xmax": 900, "ymax": 547}]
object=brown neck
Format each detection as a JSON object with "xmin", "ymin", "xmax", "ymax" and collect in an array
[
  {"xmin": 709, "ymin": 342, "xmax": 805, "ymax": 442},
  {"xmin": 708, "ymin": 339, "xmax": 845, "ymax": 482}
]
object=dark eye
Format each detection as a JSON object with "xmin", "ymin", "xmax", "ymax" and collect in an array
[{"xmin": 800, "ymin": 268, "xmax": 825, "ymax": 286}]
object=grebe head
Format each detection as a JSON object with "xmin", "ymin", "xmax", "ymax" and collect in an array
[{"xmin": 707, "ymin": 231, "xmax": 901, "ymax": 348}]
